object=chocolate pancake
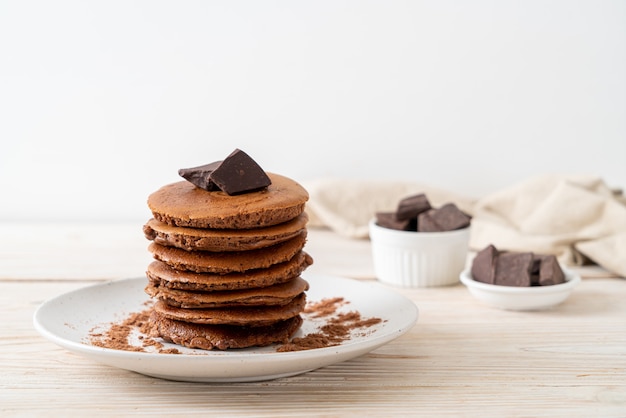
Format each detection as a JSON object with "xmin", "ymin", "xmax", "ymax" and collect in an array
[
  {"xmin": 143, "ymin": 213, "xmax": 308, "ymax": 252},
  {"xmin": 146, "ymin": 276, "xmax": 309, "ymax": 309},
  {"xmin": 146, "ymin": 251, "xmax": 313, "ymax": 292},
  {"xmin": 147, "ymin": 173, "xmax": 309, "ymax": 229},
  {"xmin": 153, "ymin": 293, "xmax": 306, "ymax": 327},
  {"xmin": 148, "ymin": 232, "xmax": 306, "ymax": 273},
  {"xmin": 150, "ymin": 311, "xmax": 303, "ymax": 350}
]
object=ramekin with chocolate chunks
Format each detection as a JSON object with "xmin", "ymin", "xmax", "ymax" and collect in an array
[{"xmin": 370, "ymin": 194, "xmax": 471, "ymax": 288}]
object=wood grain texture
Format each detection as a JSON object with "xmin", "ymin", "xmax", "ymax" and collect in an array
[{"xmin": 1, "ymin": 223, "xmax": 625, "ymax": 417}]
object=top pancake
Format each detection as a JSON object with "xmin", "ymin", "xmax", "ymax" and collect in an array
[{"xmin": 147, "ymin": 173, "xmax": 309, "ymax": 229}]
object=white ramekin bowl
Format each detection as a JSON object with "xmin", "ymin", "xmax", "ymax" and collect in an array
[
  {"xmin": 459, "ymin": 268, "xmax": 581, "ymax": 311},
  {"xmin": 369, "ymin": 219, "xmax": 470, "ymax": 288}
]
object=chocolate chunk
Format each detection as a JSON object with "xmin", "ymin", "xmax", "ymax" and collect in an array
[
  {"xmin": 416, "ymin": 209, "xmax": 440, "ymax": 232},
  {"xmin": 432, "ymin": 203, "xmax": 471, "ymax": 231},
  {"xmin": 405, "ymin": 217, "xmax": 418, "ymax": 231},
  {"xmin": 375, "ymin": 212, "xmax": 413, "ymax": 231},
  {"xmin": 538, "ymin": 255, "xmax": 565, "ymax": 286},
  {"xmin": 180, "ymin": 149, "xmax": 272, "ymax": 195},
  {"xmin": 530, "ymin": 256, "xmax": 542, "ymax": 286},
  {"xmin": 395, "ymin": 194, "xmax": 432, "ymax": 221},
  {"xmin": 417, "ymin": 204, "xmax": 470, "ymax": 232},
  {"xmin": 178, "ymin": 161, "xmax": 222, "ymax": 191},
  {"xmin": 472, "ymin": 246, "xmax": 565, "ymax": 287},
  {"xmin": 374, "ymin": 194, "xmax": 470, "ymax": 232},
  {"xmin": 471, "ymin": 244, "xmax": 498, "ymax": 284},
  {"xmin": 494, "ymin": 252, "xmax": 534, "ymax": 287},
  {"xmin": 209, "ymin": 149, "xmax": 271, "ymax": 195}
]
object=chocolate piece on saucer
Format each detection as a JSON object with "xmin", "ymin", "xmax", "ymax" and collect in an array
[
  {"xmin": 395, "ymin": 194, "xmax": 432, "ymax": 221},
  {"xmin": 530, "ymin": 256, "xmax": 542, "ymax": 285},
  {"xmin": 537, "ymin": 255, "xmax": 565, "ymax": 286},
  {"xmin": 471, "ymin": 244, "xmax": 498, "ymax": 284},
  {"xmin": 209, "ymin": 149, "xmax": 271, "ymax": 195},
  {"xmin": 494, "ymin": 252, "xmax": 534, "ymax": 287}
]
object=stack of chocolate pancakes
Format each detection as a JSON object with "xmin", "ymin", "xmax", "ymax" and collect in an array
[{"xmin": 143, "ymin": 150, "xmax": 313, "ymax": 350}]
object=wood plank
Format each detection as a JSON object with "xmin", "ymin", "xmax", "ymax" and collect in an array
[
  {"xmin": 0, "ymin": 222, "xmax": 150, "ymax": 280},
  {"xmin": 2, "ymin": 278, "xmax": 625, "ymax": 416}
]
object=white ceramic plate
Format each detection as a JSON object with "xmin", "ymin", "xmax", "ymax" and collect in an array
[{"xmin": 33, "ymin": 274, "xmax": 418, "ymax": 382}]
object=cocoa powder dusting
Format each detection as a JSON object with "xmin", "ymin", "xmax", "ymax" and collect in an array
[
  {"xmin": 89, "ymin": 307, "xmax": 181, "ymax": 354},
  {"xmin": 277, "ymin": 299, "xmax": 382, "ymax": 352},
  {"xmin": 88, "ymin": 296, "xmax": 381, "ymax": 354},
  {"xmin": 303, "ymin": 297, "xmax": 347, "ymax": 318}
]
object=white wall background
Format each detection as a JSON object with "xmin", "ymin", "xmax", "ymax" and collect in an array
[{"xmin": 1, "ymin": 0, "xmax": 624, "ymax": 222}]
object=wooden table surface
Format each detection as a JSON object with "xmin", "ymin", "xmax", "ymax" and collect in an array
[{"xmin": 1, "ymin": 222, "xmax": 625, "ymax": 417}]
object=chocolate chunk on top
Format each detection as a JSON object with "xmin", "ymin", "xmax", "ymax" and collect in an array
[
  {"xmin": 210, "ymin": 149, "xmax": 272, "ymax": 195},
  {"xmin": 494, "ymin": 252, "xmax": 534, "ymax": 287},
  {"xmin": 178, "ymin": 149, "xmax": 271, "ymax": 195},
  {"xmin": 396, "ymin": 194, "xmax": 432, "ymax": 221},
  {"xmin": 530, "ymin": 256, "xmax": 542, "ymax": 286},
  {"xmin": 471, "ymin": 244, "xmax": 498, "ymax": 284},
  {"xmin": 178, "ymin": 161, "xmax": 222, "ymax": 191}
]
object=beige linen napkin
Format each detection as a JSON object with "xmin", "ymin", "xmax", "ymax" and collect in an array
[
  {"xmin": 470, "ymin": 174, "xmax": 626, "ymax": 277},
  {"xmin": 304, "ymin": 175, "xmax": 626, "ymax": 278}
]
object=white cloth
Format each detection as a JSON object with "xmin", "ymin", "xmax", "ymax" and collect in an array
[
  {"xmin": 304, "ymin": 175, "xmax": 626, "ymax": 278},
  {"xmin": 470, "ymin": 174, "xmax": 626, "ymax": 277}
]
